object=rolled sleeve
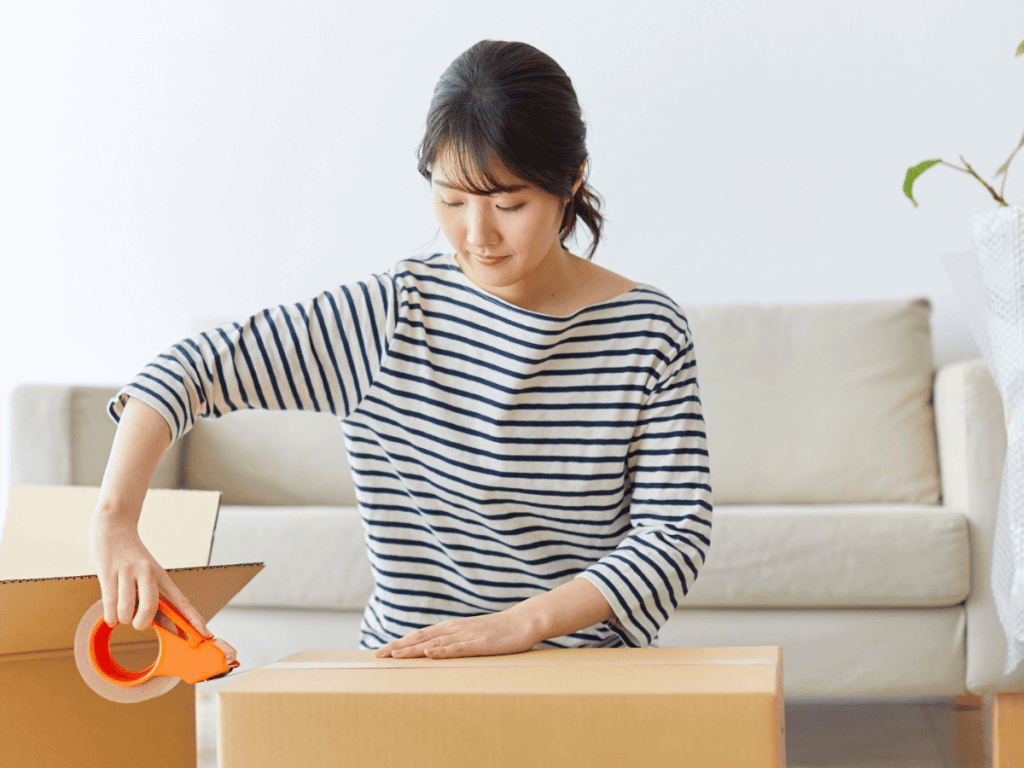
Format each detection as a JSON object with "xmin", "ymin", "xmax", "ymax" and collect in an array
[
  {"xmin": 107, "ymin": 272, "xmax": 400, "ymax": 441},
  {"xmin": 574, "ymin": 329, "xmax": 713, "ymax": 647}
]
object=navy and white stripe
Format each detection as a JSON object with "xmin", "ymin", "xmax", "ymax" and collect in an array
[{"xmin": 108, "ymin": 252, "xmax": 713, "ymax": 649}]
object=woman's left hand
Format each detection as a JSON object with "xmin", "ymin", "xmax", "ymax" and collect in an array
[{"xmin": 374, "ymin": 608, "xmax": 542, "ymax": 659}]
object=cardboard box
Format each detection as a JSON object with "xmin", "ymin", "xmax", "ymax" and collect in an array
[
  {"xmin": 218, "ymin": 645, "xmax": 786, "ymax": 768},
  {"xmin": 0, "ymin": 485, "xmax": 264, "ymax": 768}
]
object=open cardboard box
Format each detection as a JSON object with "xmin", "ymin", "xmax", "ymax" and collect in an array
[
  {"xmin": 218, "ymin": 645, "xmax": 786, "ymax": 767},
  {"xmin": 0, "ymin": 485, "xmax": 263, "ymax": 768}
]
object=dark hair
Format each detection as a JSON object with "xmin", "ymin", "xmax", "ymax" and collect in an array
[{"xmin": 416, "ymin": 40, "xmax": 604, "ymax": 261}]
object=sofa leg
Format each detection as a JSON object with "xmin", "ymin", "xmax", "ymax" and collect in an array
[
  {"xmin": 994, "ymin": 691, "xmax": 1024, "ymax": 768},
  {"xmin": 954, "ymin": 694, "xmax": 987, "ymax": 768}
]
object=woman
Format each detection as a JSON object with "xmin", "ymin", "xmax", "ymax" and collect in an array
[{"xmin": 89, "ymin": 40, "xmax": 713, "ymax": 663}]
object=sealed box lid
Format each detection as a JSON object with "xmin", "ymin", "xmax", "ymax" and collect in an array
[{"xmin": 218, "ymin": 646, "xmax": 786, "ymax": 768}]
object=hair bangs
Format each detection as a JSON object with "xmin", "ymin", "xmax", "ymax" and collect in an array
[{"xmin": 431, "ymin": 131, "xmax": 527, "ymax": 196}]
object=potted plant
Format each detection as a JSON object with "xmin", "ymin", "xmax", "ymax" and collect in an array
[
  {"xmin": 903, "ymin": 39, "xmax": 1024, "ymax": 211},
  {"xmin": 905, "ymin": 38, "xmax": 1024, "ymax": 679}
]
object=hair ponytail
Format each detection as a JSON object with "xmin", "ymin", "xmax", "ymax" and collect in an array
[{"xmin": 561, "ymin": 180, "xmax": 603, "ymax": 261}]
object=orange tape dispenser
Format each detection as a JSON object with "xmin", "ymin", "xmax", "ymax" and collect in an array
[{"xmin": 74, "ymin": 595, "xmax": 239, "ymax": 703}]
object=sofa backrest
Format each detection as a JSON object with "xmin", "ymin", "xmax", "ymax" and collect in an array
[
  {"xmin": 184, "ymin": 409, "xmax": 356, "ymax": 505},
  {"xmin": 684, "ymin": 295, "xmax": 940, "ymax": 504},
  {"xmin": 9, "ymin": 385, "xmax": 184, "ymax": 490}
]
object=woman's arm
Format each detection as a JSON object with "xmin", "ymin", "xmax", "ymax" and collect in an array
[
  {"xmin": 372, "ymin": 579, "xmax": 616, "ymax": 659},
  {"xmin": 88, "ymin": 396, "xmax": 226, "ymax": 656},
  {"xmin": 94, "ymin": 396, "xmax": 171, "ymax": 526},
  {"xmin": 107, "ymin": 275, "xmax": 400, "ymax": 441},
  {"xmin": 512, "ymin": 576, "xmax": 616, "ymax": 641}
]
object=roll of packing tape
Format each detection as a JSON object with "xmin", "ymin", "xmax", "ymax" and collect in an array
[{"xmin": 74, "ymin": 599, "xmax": 181, "ymax": 704}]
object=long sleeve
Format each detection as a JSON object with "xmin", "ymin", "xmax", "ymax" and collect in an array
[
  {"xmin": 107, "ymin": 272, "xmax": 400, "ymax": 441},
  {"xmin": 573, "ymin": 324, "xmax": 714, "ymax": 647}
]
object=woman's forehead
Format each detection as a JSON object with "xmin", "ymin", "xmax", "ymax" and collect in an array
[{"xmin": 432, "ymin": 145, "xmax": 528, "ymax": 193}]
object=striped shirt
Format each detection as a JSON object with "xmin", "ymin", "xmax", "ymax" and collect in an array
[{"xmin": 108, "ymin": 252, "xmax": 713, "ymax": 649}]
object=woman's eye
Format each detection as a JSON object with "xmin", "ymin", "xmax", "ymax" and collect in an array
[{"xmin": 438, "ymin": 198, "xmax": 524, "ymax": 213}]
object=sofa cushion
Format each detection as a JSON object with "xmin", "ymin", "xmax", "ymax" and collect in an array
[
  {"xmin": 209, "ymin": 505, "xmax": 373, "ymax": 609},
  {"xmin": 208, "ymin": 503, "xmax": 968, "ymax": 610},
  {"xmin": 684, "ymin": 297, "xmax": 940, "ymax": 504},
  {"xmin": 683, "ymin": 504, "xmax": 969, "ymax": 608}
]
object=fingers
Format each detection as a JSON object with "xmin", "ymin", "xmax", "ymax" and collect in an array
[
  {"xmin": 116, "ymin": 567, "xmax": 138, "ymax": 626},
  {"xmin": 110, "ymin": 571, "xmax": 224, "ymax": 655},
  {"xmin": 99, "ymin": 570, "xmax": 118, "ymax": 628},
  {"xmin": 158, "ymin": 578, "xmax": 211, "ymax": 638},
  {"xmin": 378, "ymin": 631, "xmax": 454, "ymax": 658},
  {"xmin": 103, "ymin": 565, "xmax": 209, "ymax": 641},
  {"xmin": 152, "ymin": 586, "xmax": 233, "ymax": 664},
  {"xmin": 95, "ymin": 565, "xmax": 233, "ymax": 669},
  {"xmin": 133, "ymin": 562, "xmax": 158, "ymax": 631},
  {"xmin": 374, "ymin": 614, "xmax": 534, "ymax": 659},
  {"xmin": 213, "ymin": 638, "xmax": 237, "ymax": 665}
]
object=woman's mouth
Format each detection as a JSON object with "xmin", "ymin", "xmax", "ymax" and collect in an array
[{"xmin": 471, "ymin": 253, "xmax": 509, "ymax": 266}]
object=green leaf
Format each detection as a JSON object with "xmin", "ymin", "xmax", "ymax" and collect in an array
[
  {"xmin": 903, "ymin": 159, "xmax": 942, "ymax": 206},
  {"xmin": 995, "ymin": 130, "xmax": 1024, "ymax": 178},
  {"xmin": 1017, "ymin": 39, "xmax": 1024, "ymax": 57}
]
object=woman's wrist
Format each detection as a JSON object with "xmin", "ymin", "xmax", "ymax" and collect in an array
[
  {"xmin": 505, "ymin": 600, "xmax": 551, "ymax": 646},
  {"xmin": 91, "ymin": 496, "xmax": 140, "ymax": 528},
  {"xmin": 509, "ymin": 577, "xmax": 616, "ymax": 645}
]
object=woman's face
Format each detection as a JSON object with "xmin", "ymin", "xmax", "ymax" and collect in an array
[{"xmin": 431, "ymin": 149, "xmax": 582, "ymax": 289}]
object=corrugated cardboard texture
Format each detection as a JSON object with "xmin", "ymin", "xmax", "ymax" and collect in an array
[
  {"xmin": 0, "ymin": 647, "xmax": 197, "ymax": 768},
  {"xmin": 218, "ymin": 646, "xmax": 786, "ymax": 768},
  {"xmin": 0, "ymin": 485, "xmax": 223, "ymax": 579}
]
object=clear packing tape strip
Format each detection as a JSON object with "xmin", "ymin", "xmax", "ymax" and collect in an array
[
  {"xmin": 261, "ymin": 658, "xmax": 777, "ymax": 670},
  {"xmin": 207, "ymin": 656, "xmax": 777, "ymax": 682},
  {"xmin": 940, "ymin": 203, "xmax": 1024, "ymax": 677}
]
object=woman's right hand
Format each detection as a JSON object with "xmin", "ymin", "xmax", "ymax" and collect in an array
[{"xmin": 88, "ymin": 511, "xmax": 236, "ymax": 664}]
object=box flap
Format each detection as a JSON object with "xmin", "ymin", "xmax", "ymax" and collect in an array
[
  {"xmin": 0, "ymin": 562, "xmax": 264, "ymax": 657},
  {"xmin": 0, "ymin": 486, "xmax": 221, "ymax": 579}
]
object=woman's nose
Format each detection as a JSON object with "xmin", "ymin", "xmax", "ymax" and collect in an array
[{"xmin": 465, "ymin": 206, "xmax": 500, "ymax": 249}]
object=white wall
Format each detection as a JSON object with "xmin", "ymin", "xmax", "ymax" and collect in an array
[{"xmin": 2, "ymin": 0, "xmax": 1022, "ymax": 503}]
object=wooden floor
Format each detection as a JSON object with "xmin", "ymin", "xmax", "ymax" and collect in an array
[
  {"xmin": 783, "ymin": 697, "xmax": 991, "ymax": 768},
  {"xmin": 197, "ymin": 696, "xmax": 997, "ymax": 768}
]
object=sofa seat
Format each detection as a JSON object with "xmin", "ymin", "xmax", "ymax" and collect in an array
[{"xmin": 208, "ymin": 503, "xmax": 970, "ymax": 611}]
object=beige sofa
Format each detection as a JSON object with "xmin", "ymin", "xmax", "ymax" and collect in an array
[{"xmin": 9, "ymin": 295, "xmax": 1022, "ymax": 759}]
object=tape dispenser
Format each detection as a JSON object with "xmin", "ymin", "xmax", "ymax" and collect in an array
[{"xmin": 74, "ymin": 594, "xmax": 239, "ymax": 703}]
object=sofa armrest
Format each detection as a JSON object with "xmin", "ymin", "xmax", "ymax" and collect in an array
[
  {"xmin": 9, "ymin": 385, "xmax": 184, "ymax": 489},
  {"xmin": 934, "ymin": 358, "xmax": 1024, "ymax": 692}
]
